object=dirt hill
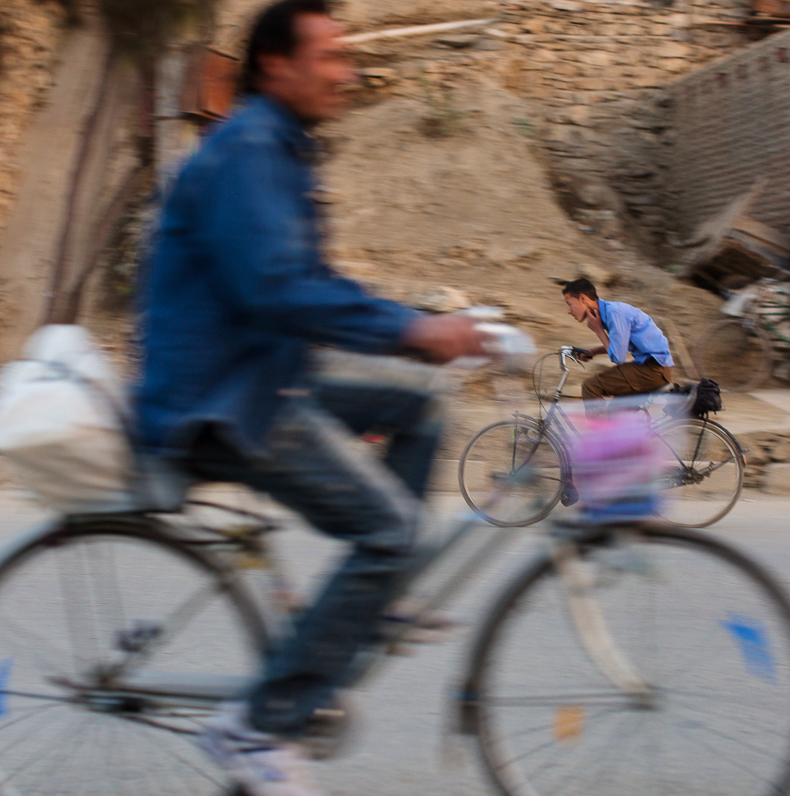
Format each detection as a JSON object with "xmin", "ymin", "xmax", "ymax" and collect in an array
[
  {"xmin": 0, "ymin": 0, "xmax": 728, "ymax": 386},
  {"xmin": 320, "ymin": 66, "xmax": 723, "ymax": 377}
]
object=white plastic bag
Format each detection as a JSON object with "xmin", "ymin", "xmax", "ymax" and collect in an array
[{"xmin": 0, "ymin": 325, "xmax": 136, "ymax": 512}]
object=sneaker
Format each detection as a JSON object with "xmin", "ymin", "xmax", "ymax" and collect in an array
[{"xmin": 198, "ymin": 704, "xmax": 324, "ymax": 796}]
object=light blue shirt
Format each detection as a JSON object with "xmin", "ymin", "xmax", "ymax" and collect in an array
[{"xmin": 598, "ymin": 299, "xmax": 674, "ymax": 368}]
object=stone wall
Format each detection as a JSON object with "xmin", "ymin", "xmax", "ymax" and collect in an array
[{"xmin": 485, "ymin": 0, "xmax": 760, "ymax": 245}]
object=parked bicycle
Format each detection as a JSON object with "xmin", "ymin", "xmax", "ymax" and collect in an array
[
  {"xmin": 695, "ymin": 277, "xmax": 790, "ymax": 392},
  {"xmin": 459, "ymin": 345, "xmax": 746, "ymax": 528}
]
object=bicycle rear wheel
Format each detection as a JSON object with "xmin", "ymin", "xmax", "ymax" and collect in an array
[
  {"xmin": 695, "ymin": 318, "xmax": 773, "ymax": 392},
  {"xmin": 464, "ymin": 525, "xmax": 790, "ymax": 796},
  {"xmin": 458, "ymin": 418, "xmax": 568, "ymax": 527},
  {"xmin": 654, "ymin": 418, "xmax": 744, "ymax": 527},
  {"xmin": 0, "ymin": 515, "xmax": 266, "ymax": 796}
]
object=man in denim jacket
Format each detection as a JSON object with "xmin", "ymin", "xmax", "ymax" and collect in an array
[{"xmin": 136, "ymin": 2, "xmax": 487, "ymax": 793}]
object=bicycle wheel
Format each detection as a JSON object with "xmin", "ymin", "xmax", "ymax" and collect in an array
[
  {"xmin": 654, "ymin": 418, "xmax": 744, "ymax": 527},
  {"xmin": 695, "ymin": 318, "xmax": 773, "ymax": 392},
  {"xmin": 464, "ymin": 525, "xmax": 790, "ymax": 796},
  {"xmin": 459, "ymin": 418, "xmax": 568, "ymax": 527},
  {"xmin": 0, "ymin": 514, "xmax": 266, "ymax": 796}
]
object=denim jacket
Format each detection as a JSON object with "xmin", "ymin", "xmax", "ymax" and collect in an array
[{"xmin": 135, "ymin": 95, "xmax": 418, "ymax": 456}]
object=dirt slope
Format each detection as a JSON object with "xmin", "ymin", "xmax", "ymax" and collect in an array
[{"xmin": 321, "ymin": 72, "xmax": 723, "ymax": 368}]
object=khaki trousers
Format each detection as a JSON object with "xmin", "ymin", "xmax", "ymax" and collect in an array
[{"xmin": 581, "ymin": 359, "xmax": 673, "ymax": 403}]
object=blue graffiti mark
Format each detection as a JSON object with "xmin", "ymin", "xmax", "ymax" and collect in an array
[
  {"xmin": 721, "ymin": 614, "xmax": 776, "ymax": 684},
  {"xmin": 0, "ymin": 658, "xmax": 12, "ymax": 717}
]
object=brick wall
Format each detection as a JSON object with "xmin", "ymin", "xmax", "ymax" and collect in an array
[
  {"xmin": 488, "ymin": 0, "xmax": 759, "ymax": 244},
  {"xmin": 668, "ymin": 28, "xmax": 790, "ymax": 237}
]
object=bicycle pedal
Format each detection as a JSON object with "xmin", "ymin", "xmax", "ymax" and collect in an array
[
  {"xmin": 305, "ymin": 695, "xmax": 355, "ymax": 760},
  {"xmin": 116, "ymin": 621, "xmax": 162, "ymax": 652},
  {"xmin": 560, "ymin": 482, "xmax": 579, "ymax": 507},
  {"xmin": 382, "ymin": 609, "xmax": 462, "ymax": 646}
]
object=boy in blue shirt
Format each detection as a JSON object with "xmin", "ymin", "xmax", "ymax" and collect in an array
[{"xmin": 562, "ymin": 278, "xmax": 674, "ymax": 404}]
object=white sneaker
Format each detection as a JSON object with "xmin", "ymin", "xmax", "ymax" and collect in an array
[{"xmin": 198, "ymin": 704, "xmax": 324, "ymax": 796}]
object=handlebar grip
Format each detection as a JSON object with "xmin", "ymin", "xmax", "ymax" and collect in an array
[{"xmin": 571, "ymin": 347, "xmax": 591, "ymax": 357}]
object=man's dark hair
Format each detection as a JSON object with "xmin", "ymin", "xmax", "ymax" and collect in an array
[
  {"xmin": 243, "ymin": 0, "xmax": 330, "ymax": 93},
  {"xmin": 562, "ymin": 278, "xmax": 598, "ymax": 301}
]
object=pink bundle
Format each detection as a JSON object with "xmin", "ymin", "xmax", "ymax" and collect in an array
[{"xmin": 568, "ymin": 411, "xmax": 664, "ymax": 518}]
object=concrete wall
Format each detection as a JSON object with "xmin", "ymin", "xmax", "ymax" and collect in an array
[{"xmin": 668, "ymin": 27, "xmax": 790, "ymax": 236}]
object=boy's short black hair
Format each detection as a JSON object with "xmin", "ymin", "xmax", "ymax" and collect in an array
[
  {"xmin": 243, "ymin": 0, "xmax": 331, "ymax": 93},
  {"xmin": 562, "ymin": 278, "xmax": 598, "ymax": 301}
]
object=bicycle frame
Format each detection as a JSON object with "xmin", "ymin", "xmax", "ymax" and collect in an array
[{"xmin": 2, "ymin": 501, "xmax": 653, "ymax": 722}]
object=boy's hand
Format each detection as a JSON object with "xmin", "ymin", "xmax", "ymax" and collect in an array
[{"xmin": 586, "ymin": 307, "xmax": 605, "ymax": 336}]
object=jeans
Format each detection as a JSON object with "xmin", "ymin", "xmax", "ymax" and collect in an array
[{"xmin": 178, "ymin": 355, "xmax": 445, "ymax": 736}]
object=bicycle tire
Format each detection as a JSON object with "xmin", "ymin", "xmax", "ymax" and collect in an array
[
  {"xmin": 458, "ymin": 418, "xmax": 569, "ymax": 527},
  {"xmin": 0, "ymin": 514, "xmax": 266, "ymax": 796},
  {"xmin": 462, "ymin": 525, "xmax": 790, "ymax": 796},
  {"xmin": 653, "ymin": 417, "xmax": 745, "ymax": 528},
  {"xmin": 695, "ymin": 317, "xmax": 773, "ymax": 392}
]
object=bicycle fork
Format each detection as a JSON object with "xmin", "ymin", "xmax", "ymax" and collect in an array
[{"xmin": 551, "ymin": 540, "xmax": 652, "ymax": 700}]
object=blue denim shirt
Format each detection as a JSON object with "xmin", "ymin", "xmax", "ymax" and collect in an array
[
  {"xmin": 598, "ymin": 299, "xmax": 674, "ymax": 368},
  {"xmin": 135, "ymin": 96, "xmax": 418, "ymax": 456}
]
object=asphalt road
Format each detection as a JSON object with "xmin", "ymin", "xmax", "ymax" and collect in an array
[{"xmin": 0, "ymin": 488, "xmax": 789, "ymax": 796}]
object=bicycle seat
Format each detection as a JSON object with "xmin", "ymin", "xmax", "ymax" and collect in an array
[
  {"xmin": 634, "ymin": 382, "xmax": 675, "ymax": 411},
  {"xmin": 648, "ymin": 383, "xmax": 675, "ymax": 395},
  {"xmin": 131, "ymin": 453, "xmax": 195, "ymax": 512}
]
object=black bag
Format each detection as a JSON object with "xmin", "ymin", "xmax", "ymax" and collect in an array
[
  {"xmin": 692, "ymin": 378, "xmax": 722, "ymax": 418},
  {"xmin": 667, "ymin": 379, "xmax": 723, "ymax": 419}
]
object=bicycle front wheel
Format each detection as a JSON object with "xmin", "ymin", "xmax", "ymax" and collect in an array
[
  {"xmin": 459, "ymin": 418, "xmax": 568, "ymax": 527},
  {"xmin": 695, "ymin": 318, "xmax": 773, "ymax": 392},
  {"xmin": 0, "ymin": 515, "xmax": 266, "ymax": 796},
  {"xmin": 655, "ymin": 418, "xmax": 744, "ymax": 527},
  {"xmin": 465, "ymin": 525, "xmax": 790, "ymax": 796}
]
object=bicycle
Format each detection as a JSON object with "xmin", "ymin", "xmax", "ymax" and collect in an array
[
  {"xmin": 459, "ymin": 346, "xmax": 746, "ymax": 528},
  {"xmin": 695, "ymin": 277, "xmax": 790, "ymax": 392},
  {"xmin": 0, "ymin": 469, "xmax": 790, "ymax": 796},
  {"xmin": 0, "ymin": 353, "xmax": 785, "ymax": 796}
]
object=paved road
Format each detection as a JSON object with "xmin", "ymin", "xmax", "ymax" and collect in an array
[{"xmin": 0, "ymin": 488, "xmax": 788, "ymax": 796}]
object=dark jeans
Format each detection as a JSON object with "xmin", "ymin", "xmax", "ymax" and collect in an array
[{"xmin": 179, "ymin": 356, "xmax": 445, "ymax": 737}]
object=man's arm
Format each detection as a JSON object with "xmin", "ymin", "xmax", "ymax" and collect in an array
[{"xmin": 589, "ymin": 305, "xmax": 629, "ymax": 364}]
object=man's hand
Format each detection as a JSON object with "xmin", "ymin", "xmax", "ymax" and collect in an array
[
  {"xmin": 576, "ymin": 345, "xmax": 606, "ymax": 362},
  {"xmin": 586, "ymin": 307, "xmax": 605, "ymax": 336},
  {"xmin": 402, "ymin": 315, "xmax": 490, "ymax": 364}
]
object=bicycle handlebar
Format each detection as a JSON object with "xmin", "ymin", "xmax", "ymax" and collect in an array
[{"xmin": 558, "ymin": 345, "xmax": 590, "ymax": 370}]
